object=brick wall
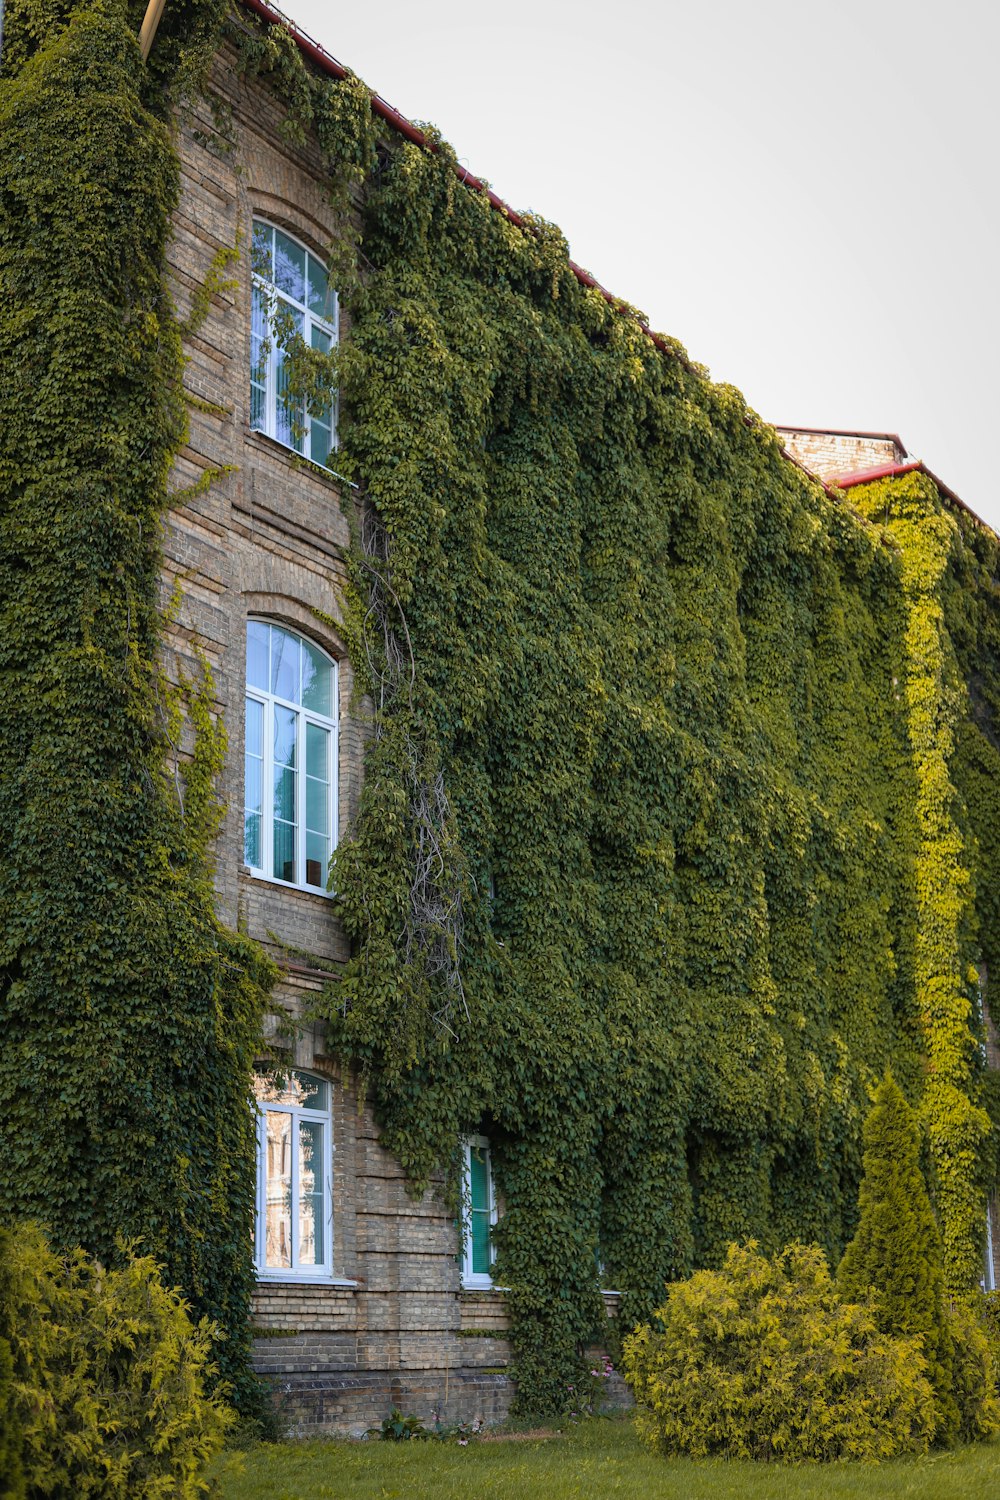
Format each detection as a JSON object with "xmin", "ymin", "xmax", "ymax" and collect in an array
[
  {"xmin": 162, "ymin": 48, "xmax": 629, "ymax": 1435},
  {"xmin": 775, "ymin": 427, "xmax": 907, "ymax": 482}
]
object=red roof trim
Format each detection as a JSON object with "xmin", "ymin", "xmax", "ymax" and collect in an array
[
  {"xmin": 835, "ymin": 462, "xmax": 989, "ymax": 532},
  {"xmin": 236, "ymin": 1, "xmax": 984, "ymax": 526},
  {"xmin": 237, "ymin": 0, "xmax": 681, "ymax": 358}
]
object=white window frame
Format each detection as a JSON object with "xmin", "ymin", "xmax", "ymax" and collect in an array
[
  {"xmin": 244, "ymin": 621, "xmax": 338, "ymax": 896},
  {"xmin": 985, "ymin": 1200, "xmax": 997, "ymax": 1293},
  {"xmin": 254, "ymin": 1069, "xmax": 334, "ymax": 1283},
  {"xmin": 460, "ymin": 1134, "xmax": 498, "ymax": 1289},
  {"xmin": 250, "ymin": 218, "xmax": 338, "ymax": 466}
]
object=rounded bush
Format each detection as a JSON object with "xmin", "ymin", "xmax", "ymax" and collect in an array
[
  {"xmin": 622, "ymin": 1241, "xmax": 936, "ymax": 1462},
  {"xmin": 2, "ymin": 1224, "xmax": 233, "ymax": 1498}
]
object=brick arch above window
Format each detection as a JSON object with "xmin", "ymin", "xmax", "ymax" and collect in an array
[
  {"xmin": 239, "ymin": 591, "xmax": 349, "ymax": 665},
  {"xmin": 247, "ymin": 193, "xmax": 335, "ymax": 265}
]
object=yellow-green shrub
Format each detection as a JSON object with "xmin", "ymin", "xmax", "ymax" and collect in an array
[
  {"xmin": 622, "ymin": 1241, "xmax": 936, "ymax": 1462},
  {"xmin": 2, "ymin": 1225, "xmax": 232, "ymax": 1498},
  {"xmin": 946, "ymin": 1296, "xmax": 1000, "ymax": 1442}
]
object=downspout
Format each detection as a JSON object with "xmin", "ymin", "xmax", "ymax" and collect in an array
[{"xmin": 138, "ymin": 0, "xmax": 166, "ymax": 60}]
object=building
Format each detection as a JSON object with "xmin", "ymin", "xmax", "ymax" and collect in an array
[{"xmin": 4, "ymin": 0, "xmax": 999, "ymax": 1438}]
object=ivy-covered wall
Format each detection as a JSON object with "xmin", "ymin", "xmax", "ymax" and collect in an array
[
  {"xmin": 2, "ymin": 0, "xmax": 998, "ymax": 1421},
  {"xmin": 0, "ymin": 0, "xmax": 274, "ymax": 1404}
]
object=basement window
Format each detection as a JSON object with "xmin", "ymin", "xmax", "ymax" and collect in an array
[{"xmin": 250, "ymin": 219, "xmax": 338, "ymax": 466}]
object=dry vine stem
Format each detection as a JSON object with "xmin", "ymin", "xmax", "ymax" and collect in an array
[{"xmin": 359, "ymin": 503, "xmax": 469, "ymax": 1035}]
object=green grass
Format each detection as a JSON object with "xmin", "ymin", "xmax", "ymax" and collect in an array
[{"xmin": 212, "ymin": 1417, "xmax": 1000, "ymax": 1499}]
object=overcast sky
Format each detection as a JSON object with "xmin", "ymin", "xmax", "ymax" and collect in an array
[{"xmin": 275, "ymin": 0, "xmax": 999, "ymax": 529}]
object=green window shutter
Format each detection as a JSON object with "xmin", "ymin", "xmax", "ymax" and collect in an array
[{"xmin": 470, "ymin": 1149, "xmax": 491, "ymax": 1275}]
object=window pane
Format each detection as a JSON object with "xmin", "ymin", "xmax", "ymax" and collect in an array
[
  {"xmin": 311, "ymin": 324, "xmax": 332, "ymax": 356},
  {"xmin": 307, "ymin": 256, "xmax": 332, "ymax": 319},
  {"xmin": 274, "ymin": 301, "xmax": 305, "ymax": 452},
  {"xmin": 273, "ymin": 820, "xmax": 296, "ymax": 884},
  {"xmin": 270, "ymin": 633, "xmax": 301, "ymax": 706},
  {"xmin": 297, "ymin": 1072, "xmax": 329, "ymax": 1111},
  {"xmin": 273, "ymin": 765, "xmax": 295, "ymax": 823},
  {"xmin": 245, "ymin": 755, "xmax": 262, "ymax": 816},
  {"xmin": 251, "ymin": 220, "xmax": 272, "ymax": 280},
  {"xmin": 309, "ymin": 417, "xmax": 332, "ymax": 469},
  {"xmin": 274, "ymin": 704, "xmax": 297, "ymax": 765},
  {"xmin": 305, "ymin": 830, "xmax": 328, "ymax": 890},
  {"xmin": 264, "ymin": 1111, "xmax": 292, "ymax": 1269},
  {"xmin": 306, "ymin": 720, "xmax": 330, "ymax": 783},
  {"xmin": 306, "ymin": 776, "xmax": 328, "ymax": 836},
  {"xmin": 247, "ymin": 621, "xmax": 269, "ymax": 693},
  {"xmin": 298, "ymin": 1120, "xmax": 325, "ymax": 1266},
  {"xmin": 471, "ymin": 1206, "xmax": 491, "ymax": 1276},
  {"xmin": 245, "ymin": 694, "xmax": 264, "ymax": 757},
  {"xmin": 254, "ymin": 1070, "xmax": 328, "ymax": 1110},
  {"xmin": 274, "ymin": 229, "xmax": 306, "ymax": 302},
  {"xmin": 250, "ymin": 286, "xmax": 267, "ymax": 431},
  {"xmin": 244, "ymin": 810, "xmax": 261, "ymax": 869},
  {"xmin": 302, "ymin": 648, "xmax": 333, "ymax": 717}
]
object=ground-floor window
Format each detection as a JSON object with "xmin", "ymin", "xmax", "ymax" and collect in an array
[
  {"xmin": 253, "ymin": 1069, "xmax": 333, "ymax": 1279},
  {"xmin": 461, "ymin": 1135, "xmax": 497, "ymax": 1288}
]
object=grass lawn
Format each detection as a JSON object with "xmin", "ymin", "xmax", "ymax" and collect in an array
[{"xmin": 212, "ymin": 1416, "xmax": 1000, "ymax": 1499}]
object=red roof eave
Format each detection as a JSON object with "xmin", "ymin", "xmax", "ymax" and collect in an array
[
  {"xmin": 835, "ymin": 462, "xmax": 989, "ymax": 533},
  {"xmin": 237, "ymin": 0, "xmax": 996, "ymax": 528}
]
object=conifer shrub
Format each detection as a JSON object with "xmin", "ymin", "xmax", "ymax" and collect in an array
[
  {"xmin": 838, "ymin": 1073, "xmax": 959, "ymax": 1441},
  {"xmin": 1, "ymin": 1224, "xmax": 232, "ymax": 1498},
  {"xmin": 979, "ymin": 1289, "xmax": 1000, "ymax": 1388},
  {"xmin": 622, "ymin": 1241, "xmax": 935, "ymax": 1462},
  {"xmin": 944, "ymin": 1296, "xmax": 1000, "ymax": 1442}
]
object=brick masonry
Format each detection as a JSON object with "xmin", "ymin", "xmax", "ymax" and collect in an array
[
  {"xmin": 162, "ymin": 48, "xmax": 628, "ymax": 1434},
  {"xmin": 775, "ymin": 427, "xmax": 907, "ymax": 482},
  {"xmin": 164, "ymin": 52, "xmax": 996, "ymax": 1431}
]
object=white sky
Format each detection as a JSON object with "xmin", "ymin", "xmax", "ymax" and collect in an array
[{"xmin": 275, "ymin": 0, "xmax": 999, "ymax": 529}]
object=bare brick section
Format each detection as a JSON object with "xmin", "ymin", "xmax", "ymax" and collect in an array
[{"xmin": 775, "ymin": 427, "xmax": 907, "ymax": 482}]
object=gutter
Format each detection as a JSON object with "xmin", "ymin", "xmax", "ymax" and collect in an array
[
  {"xmin": 834, "ymin": 461, "xmax": 989, "ymax": 533},
  {"xmin": 237, "ymin": 0, "xmax": 683, "ymax": 360}
]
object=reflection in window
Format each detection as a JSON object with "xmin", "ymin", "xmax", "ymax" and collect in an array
[
  {"xmin": 254, "ymin": 1069, "xmax": 332, "ymax": 1277},
  {"xmin": 244, "ymin": 620, "xmax": 337, "ymax": 892},
  {"xmin": 251, "ymin": 219, "xmax": 337, "ymax": 466}
]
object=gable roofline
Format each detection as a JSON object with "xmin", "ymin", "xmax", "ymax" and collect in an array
[
  {"xmin": 775, "ymin": 425, "xmax": 908, "ymax": 456},
  {"xmin": 238, "ymin": 0, "xmax": 684, "ymax": 361},
  {"xmin": 835, "ymin": 461, "xmax": 990, "ymax": 534}
]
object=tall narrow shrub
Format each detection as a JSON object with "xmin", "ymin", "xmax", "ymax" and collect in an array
[{"xmin": 838, "ymin": 1073, "xmax": 958, "ymax": 1441}]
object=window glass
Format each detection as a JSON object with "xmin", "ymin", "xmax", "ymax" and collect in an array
[
  {"xmin": 251, "ymin": 220, "xmax": 272, "ymax": 280},
  {"xmin": 302, "ymin": 639, "xmax": 333, "ymax": 715},
  {"xmin": 274, "ymin": 228, "xmax": 306, "ymax": 302},
  {"xmin": 307, "ymin": 257, "xmax": 331, "ymax": 318},
  {"xmin": 246, "ymin": 619, "xmax": 268, "ymax": 691},
  {"xmin": 254, "ymin": 1069, "xmax": 332, "ymax": 1278},
  {"xmin": 264, "ymin": 1110, "xmax": 292, "ymax": 1269},
  {"xmin": 270, "ymin": 627, "xmax": 301, "ymax": 703},
  {"xmin": 245, "ymin": 622, "xmax": 337, "ymax": 892},
  {"xmin": 462, "ymin": 1136, "xmax": 497, "ymax": 1284},
  {"xmin": 251, "ymin": 219, "xmax": 337, "ymax": 465}
]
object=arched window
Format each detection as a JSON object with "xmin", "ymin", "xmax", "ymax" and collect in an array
[
  {"xmin": 250, "ymin": 219, "xmax": 338, "ymax": 466},
  {"xmin": 253, "ymin": 1069, "xmax": 333, "ymax": 1278},
  {"xmin": 244, "ymin": 620, "xmax": 337, "ymax": 892}
]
